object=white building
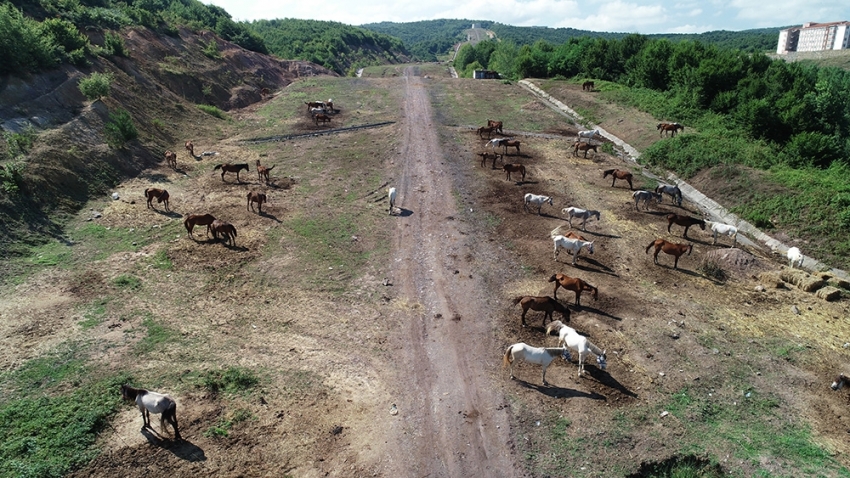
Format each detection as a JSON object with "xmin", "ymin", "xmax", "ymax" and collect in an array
[{"xmin": 777, "ymin": 21, "xmax": 850, "ymax": 54}]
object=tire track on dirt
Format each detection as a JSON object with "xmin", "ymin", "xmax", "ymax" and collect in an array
[{"xmin": 382, "ymin": 68, "xmax": 519, "ymax": 477}]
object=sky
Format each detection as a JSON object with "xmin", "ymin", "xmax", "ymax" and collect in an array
[{"xmin": 206, "ymin": 0, "xmax": 850, "ymax": 34}]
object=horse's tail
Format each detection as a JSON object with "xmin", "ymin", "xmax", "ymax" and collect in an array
[
  {"xmin": 213, "ymin": 164, "xmax": 222, "ymax": 171},
  {"xmin": 503, "ymin": 345, "xmax": 514, "ymax": 368},
  {"xmin": 267, "ymin": 165, "xmax": 275, "ymax": 171},
  {"xmin": 160, "ymin": 402, "xmax": 176, "ymax": 435},
  {"xmin": 550, "ymin": 225, "xmax": 564, "ymax": 238},
  {"xmin": 511, "ymin": 296, "xmax": 524, "ymax": 306},
  {"xmin": 144, "ymin": 188, "xmax": 151, "ymax": 200},
  {"xmin": 546, "ymin": 320, "xmax": 564, "ymax": 336},
  {"xmin": 645, "ymin": 240, "xmax": 656, "ymax": 254},
  {"xmin": 230, "ymin": 225, "xmax": 237, "ymax": 237}
]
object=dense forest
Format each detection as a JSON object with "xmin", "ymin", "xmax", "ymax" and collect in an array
[{"xmin": 248, "ymin": 19, "xmax": 409, "ymax": 76}]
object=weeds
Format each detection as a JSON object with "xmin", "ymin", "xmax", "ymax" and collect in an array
[
  {"xmin": 697, "ymin": 258, "xmax": 727, "ymax": 282},
  {"xmin": 197, "ymin": 367, "xmax": 259, "ymax": 397},
  {"xmin": 203, "ymin": 408, "xmax": 254, "ymax": 438},
  {"xmin": 134, "ymin": 317, "xmax": 180, "ymax": 355},
  {"xmin": 112, "ymin": 274, "xmax": 141, "ymax": 290},
  {"xmin": 197, "ymin": 104, "xmax": 227, "ymax": 119},
  {"xmin": 78, "ymin": 72, "xmax": 113, "ymax": 101},
  {"xmin": 0, "ymin": 159, "xmax": 25, "ymax": 195},
  {"xmin": 104, "ymin": 108, "xmax": 138, "ymax": 148}
]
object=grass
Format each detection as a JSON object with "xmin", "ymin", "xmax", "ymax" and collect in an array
[
  {"xmin": 146, "ymin": 248, "xmax": 173, "ymax": 270},
  {"xmin": 134, "ymin": 316, "xmax": 180, "ymax": 355},
  {"xmin": 203, "ymin": 408, "xmax": 254, "ymax": 438},
  {"xmin": 197, "ymin": 104, "xmax": 227, "ymax": 120},
  {"xmin": 194, "ymin": 367, "xmax": 259, "ymax": 397},
  {"xmin": 112, "ymin": 273, "xmax": 141, "ymax": 290},
  {"xmin": 78, "ymin": 298, "xmax": 111, "ymax": 330}
]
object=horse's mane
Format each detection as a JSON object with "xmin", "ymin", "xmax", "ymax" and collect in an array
[{"xmin": 545, "ymin": 320, "xmax": 567, "ymax": 336}]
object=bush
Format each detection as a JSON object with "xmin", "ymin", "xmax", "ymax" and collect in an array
[
  {"xmin": 103, "ymin": 109, "xmax": 138, "ymax": 148},
  {"xmin": 196, "ymin": 104, "xmax": 227, "ymax": 120},
  {"xmin": 0, "ymin": 4, "xmax": 56, "ymax": 75},
  {"xmin": 78, "ymin": 72, "xmax": 113, "ymax": 101},
  {"xmin": 103, "ymin": 31, "xmax": 126, "ymax": 57},
  {"xmin": 4, "ymin": 128, "xmax": 37, "ymax": 158},
  {"xmin": 0, "ymin": 160, "xmax": 24, "ymax": 195},
  {"xmin": 202, "ymin": 39, "xmax": 221, "ymax": 59},
  {"xmin": 698, "ymin": 258, "xmax": 727, "ymax": 282},
  {"xmin": 39, "ymin": 18, "xmax": 89, "ymax": 65}
]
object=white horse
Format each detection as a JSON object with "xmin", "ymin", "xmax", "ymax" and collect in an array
[
  {"xmin": 553, "ymin": 235, "xmax": 594, "ymax": 265},
  {"xmin": 787, "ymin": 246, "xmax": 803, "ymax": 268},
  {"xmin": 388, "ymin": 187, "xmax": 397, "ymax": 215},
  {"xmin": 577, "ymin": 129, "xmax": 600, "ymax": 142},
  {"xmin": 524, "ymin": 193, "xmax": 553, "ymax": 215},
  {"xmin": 562, "ymin": 207, "xmax": 600, "ymax": 231},
  {"xmin": 708, "ymin": 221, "xmax": 738, "ymax": 247},
  {"xmin": 121, "ymin": 384, "xmax": 181, "ymax": 440},
  {"xmin": 487, "ymin": 137, "xmax": 510, "ymax": 149},
  {"xmin": 632, "ymin": 190, "xmax": 661, "ymax": 211},
  {"xmin": 545, "ymin": 321, "xmax": 607, "ymax": 376},
  {"xmin": 655, "ymin": 184, "xmax": 683, "ymax": 206},
  {"xmin": 503, "ymin": 342, "xmax": 567, "ymax": 386}
]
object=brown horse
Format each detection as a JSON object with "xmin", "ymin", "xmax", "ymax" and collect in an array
[
  {"xmin": 502, "ymin": 139, "xmax": 521, "ymax": 155},
  {"xmin": 164, "ymin": 150, "xmax": 177, "ymax": 169},
  {"xmin": 564, "ymin": 231, "xmax": 588, "ymax": 241},
  {"xmin": 214, "ymin": 163, "xmax": 249, "ymax": 182},
  {"xmin": 503, "ymin": 163, "xmax": 526, "ymax": 182},
  {"xmin": 477, "ymin": 126, "xmax": 496, "ymax": 139},
  {"xmin": 548, "ymin": 274, "xmax": 598, "ymax": 307},
  {"xmin": 603, "ymin": 169, "xmax": 633, "ymax": 189},
  {"xmin": 657, "ymin": 122, "xmax": 684, "ymax": 137},
  {"xmin": 573, "ymin": 142, "xmax": 598, "ymax": 158},
  {"xmin": 247, "ymin": 191, "xmax": 267, "ymax": 213},
  {"xmin": 646, "ymin": 238, "xmax": 693, "ymax": 269},
  {"xmin": 183, "ymin": 214, "xmax": 216, "ymax": 238},
  {"xmin": 478, "ymin": 151, "xmax": 502, "ymax": 168},
  {"xmin": 314, "ymin": 113, "xmax": 331, "ymax": 126},
  {"xmin": 210, "ymin": 219, "xmax": 237, "ymax": 246},
  {"xmin": 582, "ymin": 81, "xmax": 595, "ymax": 91},
  {"xmin": 256, "ymin": 160, "xmax": 274, "ymax": 183},
  {"xmin": 512, "ymin": 296, "xmax": 571, "ymax": 327},
  {"xmin": 666, "ymin": 213, "xmax": 706, "ymax": 238},
  {"xmin": 144, "ymin": 188, "xmax": 170, "ymax": 211},
  {"xmin": 487, "ymin": 119, "xmax": 503, "ymax": 134},
  {"xmin": 185, "ymin": 141, "xmax": 194, "ymax": 158}
]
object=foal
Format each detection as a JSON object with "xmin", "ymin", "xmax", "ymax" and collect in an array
[
  {"xmin": 512, "ymin": 295, "xmax": 570, "ymax": 327},
  {"xmin": 247, "ymin": 191, "xmax": 267, "ymax": 213},
  {"xmin": 548, "ymin": 273, "xmax": 598, "ymax": 307},
  {"xmin": 256, "ymin": 160, "xmax": 275, "ymax": 183},
  {"xmin": 121, "ymin": 384, "xmax": 181, "ymax": 440},
  {"xmin": 646, "ymin": 238, "xmax": 693, "ymax": 269},
  {"xmin": 573, "ymin": 142, "xmax": 598, "ymax": 158},
  {"xmin": 214, "ymin": 163, "xmax": 250, "ymax": 182},
  {"xmin": 164, "ymin": 150, "xmax": 177, "ymax": 169},
  {"xmin": 478, "ymin": 151, "xmax": 502, "ymax": 169}
]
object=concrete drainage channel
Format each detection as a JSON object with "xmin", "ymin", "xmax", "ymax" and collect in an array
[{"xmin": 518, "ymin": 79, "xmax": 849, "ymax": 281}]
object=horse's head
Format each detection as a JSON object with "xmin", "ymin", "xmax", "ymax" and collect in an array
[
  {"xmin": 656, "ymin": 124, "xmax": 662, "ymax": 130},
  {"xmin": 698, "ymin": 220, "xmax": 706, "ymax": 230},
  {"xmin": 597, "ymin": 351, "xmax": 607, "ymax": 370},
  {"xmin": 547, "ymin": 274, "xmax": 558, "ymax": 283},
  {"xmin": 586, "ymin": 241, "xmax": 595, "ymax": 254},
  {"xmin": 603, "ymin": 169, "xmax": 613, "ymax": 178},
  {"xmin": 547, "ymin": 197, "xmax": 553, "ymax": 206},
  {"xmin": 590, "ymin": 286, "xmax": 599, "ymax": 300},
  {"xmin": 832, "ymin": 374, "xmax": 847, "ymax": 391},
  {"xmin": 561, "ymin": 348, "xmax": 572, "ymax": 362}
]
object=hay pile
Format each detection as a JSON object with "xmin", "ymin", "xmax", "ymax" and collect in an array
[
  {"xmin": 779, "ymin": 269, "xmax": 826, "ymax": 292},
  {"xmin": 703, "ymin": 248, "xmax": 769, "ymax": 281}
]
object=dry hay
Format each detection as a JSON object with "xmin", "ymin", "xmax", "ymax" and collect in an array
[
  {"xmin": 757, "ymin": 271, "xmax": 788, "ymax": 289},
  {"xmin": 816, "ymin": 286, "xmax": 842, "ymax": 301},
  {"xmin": 780, "ymin": 268, "xmax": 826, "ymax": 292},
  {"xmin": 703, "ymin": 248, "xmax": 769, "ymax": 281},
  {"xmin": 520, "ymin": 101, "xmax": 546, "ymax": 111}
]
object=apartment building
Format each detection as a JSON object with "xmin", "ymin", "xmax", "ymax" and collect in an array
[{"xmin": 777, "ymin": 21, "xmax": 850, "ymax": 54}]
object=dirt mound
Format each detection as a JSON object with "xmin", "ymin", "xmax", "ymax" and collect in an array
[{"xmin": 703, "ymin": 247, "xmax": 770, "ymax": 280}]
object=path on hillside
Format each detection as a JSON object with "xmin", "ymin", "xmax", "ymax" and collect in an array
[{"xmin": 380, "ymin": 68, "xmax": 520, "ymax": 477}]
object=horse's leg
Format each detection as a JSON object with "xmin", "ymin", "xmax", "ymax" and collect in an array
[
  {"xmin": 627, "ymin": 178, "xmax": 633, "ymax": 190},
  {"xmin": 653, "ymin": 247, "xmax": 660, "ymax": 265},
  {"xmin": 683, "ymin": 225, "xmax": 690, "ymax": 238},
  {"xmin": 575, "ymin": 290, "xmax": 581, "ymax": 307},
  {"xmin": 667, "ymin": 221, "xmax": 673, "ymax": 233},
  {"xmin": 712, "ymin": 231, "xmax": 718, "ymax": 245},
  {"xmin": 674, "ymin": 254, "xmax": 680, "ymax": 269},
  {"xmin": 553, "ymin": 282, "xmax": 560, "ymax": 300},
  {"xmin": 542, "ymin": 363, "xmax": 549, "ymax": 386},
  {"xmin": 521, "ymin": 305, "xmax": 528, "ymax": 327}
]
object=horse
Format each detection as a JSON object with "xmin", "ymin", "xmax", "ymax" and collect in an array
[
  {"xmin": 633, "ymin": 190, "xmax": 661, "ymax": 210},
  {"xmin": 562, "ymin": 207, "xmax": 600, "ymax": 231},
  {"xmin": 524, "ymin": 193, "xmax": 553, "ymax": 215},
  {"xmin": 708, "ymin": 221, "xmax": 738, "ymax": 247},
  {"xmin": 478, "ymin": 151, "xmax": 503, "ymax": 169},
  {"xmin": 210, "ymin": 219, "xmax": 237, "ymax": 246},
  {"xmin": 667, "ymin": 213, "xmax": 706, "ymax": 238},
  {"xmin": 582, "ymin": 81, "xmax": 595, "ymax": 91},
  {"xmin": 164, "ymin": 150, "xmax": 177, "ymax": 169},
  {"xmin": 388, "ymin": 187, "xmax": 397, "ymax": 215},
  {"xmin": 487, "ymin": 119, "xmax": 503, "ymax": 133},
  {"xmin": 144, "ymin": 188, "xmax": 170, "ymax": 212},
  {"xmin": 184, "ymin": 213, "xmax": 216, "ymax": 238},
  {"xmin": 603, "ymin": 169, "xmax": 633, "ymax": 189},
  {"xmin": 512, "ymin": 295, "xmax": 570, "ymax": 327},
  {"xmin": 314, "ymin": 113, "xmax": 332, "ymax": 126},
  {"xmin": 305, "ymin": 101, "xmax": 325, "ymax": 111},
  {"xmin": 552, "ymin": 235, "xmax": 594, "ymax": 265},
  {"xmin": 214, "ymin": 163, "xmax": 249, "ymax": 182},
  {"xmin": 477, "ymin": 126, "xmax": 496, "ymax": 139},
  {"xmin": 247, "ymin": 191, "xmax": 267, "ymax": 213},
  {"xmin": 503, "ymin": 342, "xmax": 568, "ymax": 386},
  {"xmin": 120, "ymin": 384, "xmax": 180, "ymax": 440},
  {"xmin": 646, "ymin": 238, "xmax": 693, "ymax": 269},
  {"xmin": 577, "ymin": 129, "xmax": 600, "ymax": 142},
  {"xmin": 256, "ymin": 160, "xmax": 275, "ymax": 183},
  {"xmin": 573, "ymin": 142, "xmax": 598, "ymax": 158},
  {"xmin": 185, "ymin": 141, "xmax": 194, "ymax": 158},
  {"xmin": 548, "ymin": 273, "xmax": 598, "ymax": 306},
  {"xmin": 503, "ymin": 164, "xmax": 526, "ymax": 182},
  {"xmin": 657, "ymin": 122, "xmax": 684, "ymax": 137},
  {"xmin": 655, "ymin": 184, "xmax": 683, "ymax": 206},
  {"xmin": 501, "ymin": 139, "xmax": 521, "ymax": 155},
  {"xmin": 545, "ymin": 321, "xmax": 607, "ymax": 376},
  {"xmin": 831, "ymin": 374, "xmax": 849, "ymax": 391},
  {"xmin": 787, "ymin": 247, "xmax": 804, "ymax": 268}
]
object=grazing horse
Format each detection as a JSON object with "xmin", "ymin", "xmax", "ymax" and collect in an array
[
  {"xmin": 603, "ymin": 169, "xmax": 633, "ymax": 189},
  {"xmin": 256, "ymin": 160, "xmax": 274, "ymax": 183},
  {"xmin": 164, "ymin": 150, "xmax": 177, "ymax": 169},
  {"xmin": 657, "ymin": 122, "xmax": 684, "ymax": 137},
  {"xmin": 666, "ymin": 213, "xmax": 706, "ymax": 238},
  {"xmin": 524, "ymin": 193, "xmax": 553, "ymax": 214},
  {"xmin": 478, "ymin": 151, "xmax": 503, "ymax": 168},
  {"xmin": 144, "ymin": 188, "xmax": 170, "ymax": 212},
  {"xmin": 247, "ymin": 191, "xmax": 267, "ymax": 213},
  {"xmin": 582, "ymin": 81, "xmax": 595, "ymax": 91},
  {"xmin": 487, "ymin": 119, "xmax": 503, "ymax": 133},
  {"xmin": 314, "ymin": 113, "xmax": 331, "ymax": 126},
  {"xmin": 185, "ymin": 141, "xmax": 194, "ymax": 158},
  {"xmin": 831, "ymin": 374, "xmax": 849, "ymax": 391},
  {"xmin": 121, "ymin": 384, "xmax": 180, "ymax": 440},
  {"xmin": 388, "ymin": 187, "xmax": 397, "ymax": 215},
  {"xmin": 552, "ymin": 235, "xmax": 594, "ymax": 265},
  {"xmin": 545, "ymin": 321, "xmax": 607, "ymax": 376},
  {"xmin": 577, "ymin": 129, "xmax": 600, "ymax": 142},
  {"xmin": 503, "ymin": 163, "xmax": 526, "ymax": 182},
  {"xmin": 214, "ymin": 163, "xmax": 249, "ymax": 182},
  {"xmin": 562, "ymin": 207, "xmax": 600, "ymax": 230},
  {"xmin": 548, "ymin": 273, "xmax": 598, "ymax": 306},
  {"xmin": 633, "ymin": 190, "xmax": 661, "ymax": 211},
  {"xmin": 708, "ymin": 221, "xmax": 738, "ymax": 247},
  {"xmin": 787, "ymin": 247, "xmax": 804, "ymax": 268},
  {"xmin": 503, "ymin": 342, "xmax": 568, "ymax": 386},
  {"xmin": 656, "ymin": 184, "xmax": 683, "ymax": 206},
  {"xmin": 646, "ymin": 238, "xmax": 693, "ymax": 269},
  {"xmin": 305, "ymin": 101, "xmax": 325, "ymax": 111},
  {"xmin": 512, "ymin": 295, "xmax": 571, "ymax": 327},
  {"xmin": 573, "ymin": 142, "xmax": 598, "ymax": 158},
  {"xmin": 210, "ymin": 219, "xmax": 237, "ymax": 246},
  {"xmin": 477, "ymin": 126, "xmax": 496, "ymax": 139},
  {"xmin": 183, "ymin": 214, "xmax": 216, "ymax": 238}
]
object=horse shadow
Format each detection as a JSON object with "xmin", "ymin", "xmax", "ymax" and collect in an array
[
  {"xmin": 517, "ymin": 380, "xmax": 607, "ymax": 400},
  {"xmin": 584, "ymin": 367, "xmax": 639, "ymax": 398},
  {"xmin": 572, "ymin": 304, "xmax": 623, "ymax": 322},
  {"xmin": 140, "ymin": 428, "xmax": 207, "ymax": 462},
  {"xmin": 141, "ymin": 173, "xmax": 172, "ymax": 183},
  {"xmin": 513, "ymin": 180, "xmax": 538, "ymax": 186},
  {"xmin": 573, "ymin": 257, "xmax": 618, "ymax": 277},
  {"xmin": 259, "ymin": 211, "xmax": 283, "ymax": 223},
  {"xmin": 581, "ymin": 230, "xmax": 621, "ymax": 239},
  {"xmin": 394, "ymin": 208, "xmax": 414, "ymax": 217},
  {"xmin": 642, "ymin": 210, "xmax": 669, "ymax": 217},
  {"xmin": 153, "ymin": 209, "xmax": 182, "ymax": 219},
  {"xmin": 679, "ymin": 235, "xmax": 712, "ymax": 246}
]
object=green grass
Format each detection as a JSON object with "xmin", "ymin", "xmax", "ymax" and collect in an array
[
  {"xmin": 203, "ymin": 408, "xmax": 254, "ymax": 438},
  {"xmin": 134, "ymin": 316, "xmax": 180, "ymax": 355},
  {"xmin": 78, "ymin": 297, "xmax": 111, "ymax": 330},
  {"xmin": 146, "ymin": 248, "xmax": 173, "ymax": 270},
  {"xmin": 194, "ymin": 367, "xmax": 259, "ymax": 397},
  {"xmin": 112, "ymin": 273, "xmax": 141, "ymax": 290},
  {"xmin": 197, "ymin": 104, "xmax": 228, "ymax": 119}
]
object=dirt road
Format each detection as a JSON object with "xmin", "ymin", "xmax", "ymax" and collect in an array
[{"xmin": 380, "ymin": 68, "xmax": 520, "ymax": 477}]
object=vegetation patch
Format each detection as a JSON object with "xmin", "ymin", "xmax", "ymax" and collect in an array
[
  {"xmin": 134, "ymin": 316, "xmax": 180, "ymax": 355},
  {"xmin": 203, "ymin": 408, "xmax": 254, "ymax": 438},
  {"xmin": 194, "ymin": 367, "xmax": 260, "ymax": 397},
  {"xmin": 196, "ymin": 104, "xmax": 227, "ymax": 120}
]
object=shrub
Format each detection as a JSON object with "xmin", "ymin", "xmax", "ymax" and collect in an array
[
  {"xmin": 103, "ymin": 31, "xmax": 126, "ymax": 57},
  {"xmin": 698, "ymin": 258, "xmax": 727, "ymax": 282},
  {"xmin": 202, "ymin": 39, "xmax": 221, "ymax": 59},
  {"xmin": 78, "ymin": 72, "xmax": 113, "ymax": 101},
  {"xmin": 103, "ymin": 109, "xmax": 138, "ymax": 148},
  {"xmin": 0, "ymin": 160, "xmax": 24, "ymax": 195},
  {"xmin": 199, "ymin": 367, "xmax": 259, "ymax": 397},
  {"xmin": 4, "ymin": 127, "xmax": 37, "ymax": 158},
  {"xmin": 39, "ymin": 18, "xmax": 89, "ymax": 66},
  {"xmin": 196, "ymin": 104, "xmax": 227, "ymax": 120}
]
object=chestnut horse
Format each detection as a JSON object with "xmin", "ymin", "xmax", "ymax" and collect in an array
[
  {"xmin": 185, "ymin": 141, "xmax": 194, "ymax": 158},
  {"xmin": 214, "ymin": 163, "xmax": 249, "ymax": 182},
  {"xmin": 573, "ymin": 142, "xmax": 598, "ymax": 158},
  {"xmin": 646, "ymin": 238, "xmax": 693, "ymax": 269},
  {"xmin": 314, "ymin": 113, "xmax": 331, "ymax": 126},
  {"xmin": 478, "ymin": 151, "xmax": 503, "ymax": 168},
  {"xmin": 657, "ymin": 122, "xmax": 684, "ymax": 137},
  {"xmin": 144, "ymin": 188, "xmax": 170, "ymax": 211},
  {"xmin": 503, "ymin": 163, "xmax": 526, "ymax": 182},
  {"xmin": 477, "ymin": 126, "xmax": 496, "ymax": 139},
  {"xmin": 548, "ymin": 273, "xmax": 598, "ymax": 307},
  {"xmin": 247, "ymin": 191, "xmax": 267, "ymax": 213},
  {"xmin": 582, "ymin": 81, "xmax": 595, "ymax": 91},
  {"xmin": 487, "ymin": 119, "xmax": 503, "ymax": 134},
  {"xmin": 121, "ymin": 384, "xmax": 180, "ymax": 440},
  {"xmin": 164, "ymin": 150, "xmax": 177, "ymax": 169},
  {"xmin": 666, "ymin": 213, "xmax": 706, "ymax": 238},
  {"xmin": 603, "ymin": 169, "xmax": 633, "ymax": 189},
  {"xmin": 256, "ymin": 160, "xmax": 274, "ymax": 183},
  {"xmin": 512, "ymin": 295, "xmax": 570, "ymax": 327},
  {"xmin": 210, "ymin": 219, "xmax": 237, "ymax": 246},
  {"xmin": 183, "ymin": 213, "xmax": 216, "ymax": 238}
]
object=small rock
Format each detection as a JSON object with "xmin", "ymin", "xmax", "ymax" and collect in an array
[
  {"xmin": 660, "ymin": 411, "xmax": 669, "ymax": 418},
  {"xmin": 791, "ymin": 305, "xmax": 801, "ymax": 315},
  {"xmin": 111, "ymin": 192, "xmax": 119, "ymax": 200},
  {"xmin": 389, "ymin": 404, "xmax": 398, "ymax": 416},
  {"xmin": 755, "ymin": 285, "xmax": 766, "ymax": 292},
  {"xmin": 659, "ymin": 372, "xmax": 665, "ymax": 377}
]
